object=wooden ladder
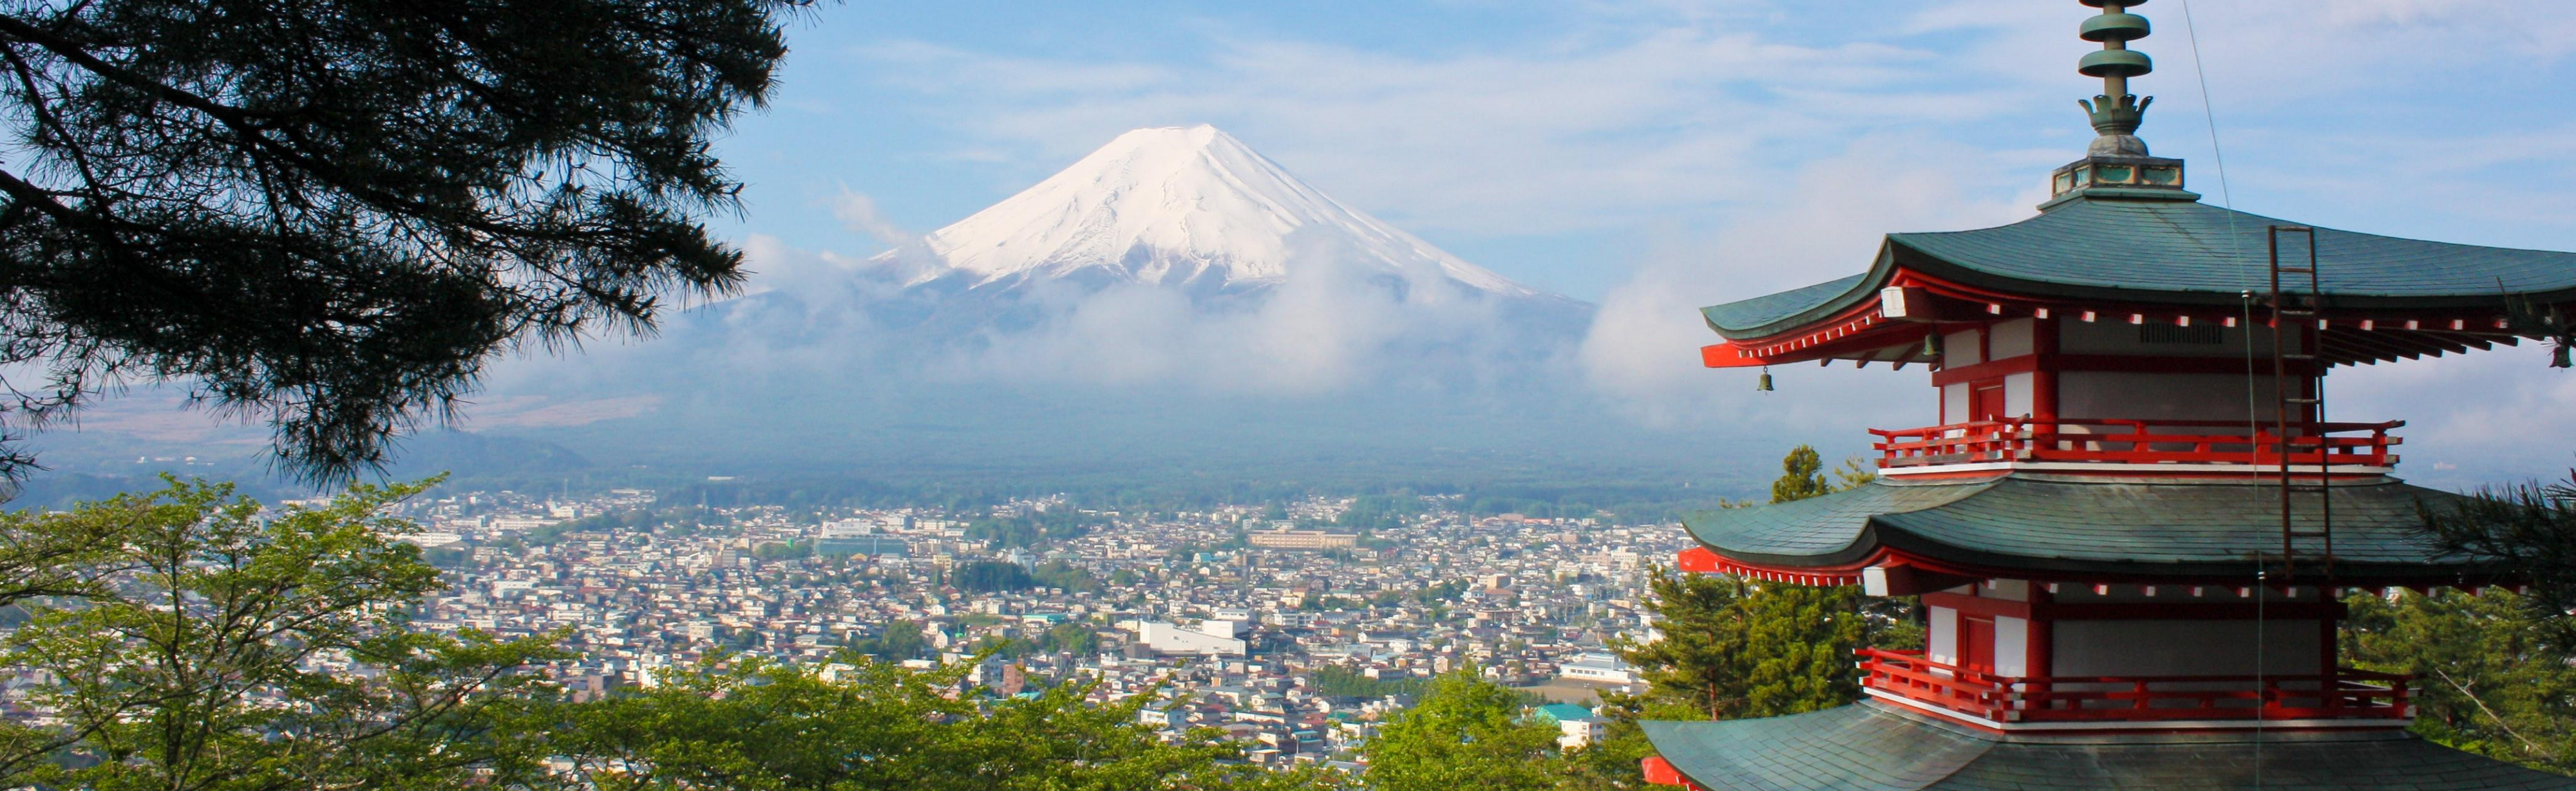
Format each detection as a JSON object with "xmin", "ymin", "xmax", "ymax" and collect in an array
[{"xmin": 2269, "ymin": 225, "xmax": 2332, "ymax": 579}]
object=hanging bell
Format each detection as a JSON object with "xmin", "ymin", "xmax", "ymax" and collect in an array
[
  {"xmin": 1756, "ymin": 368, "xmax": 1774, "ymax": 392},
  {"xmin": 1922, "ymin": 333, "xmax": 1942, "ymax": 358}
]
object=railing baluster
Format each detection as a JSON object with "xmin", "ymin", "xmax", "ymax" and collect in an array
[
  {"xmin": 1875, "ymin": 418, "xmax": 2400, "ymax": 470},
  {"xmin": 1854, "ymin": 649, "xmax": 2411, "ymax": 723}
]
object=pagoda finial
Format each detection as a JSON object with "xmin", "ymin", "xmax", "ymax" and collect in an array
[
  {"xmin": 2039, "ymin": 0, "xmax": 2193, "ymax": 208},
  {"xmin": 2074, "ymin": 0, "xmax": 2153, "ymax": 156}
]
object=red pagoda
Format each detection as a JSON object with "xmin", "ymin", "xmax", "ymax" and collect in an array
[{"xmin": 1637, "ymin": 2, "xmax": 2576, "ymax": 788}]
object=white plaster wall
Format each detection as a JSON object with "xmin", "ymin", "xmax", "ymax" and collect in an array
[
  {"xmin": 2058, "ymin": 371, "xmax": 2293, "ymax": 423},
  {"xmin": 1928, "ymin": 606, "xmax": 1959, "ymax": 665},
  {"xmin": 1944, "ymin": 329, "xmax": 1984, "ymax": 366},
  {"xmin": 1994, "ymin": 616, "xmax": 2029, "ymax": 676},
  {"xmin": 2052, "ymin": 620, "xmax": 2320, "ymax": 676},
  {"xmin": 1990, "ymin": 319, "xmax": 2036, "ymax": 359},
  {"xmin": 2004, "ymin": 372, "xmax": 2034, "ymax": 418},
  {"xmin": 1942, "ymin": 383, "xmax": 1969, "ymax": 424}
]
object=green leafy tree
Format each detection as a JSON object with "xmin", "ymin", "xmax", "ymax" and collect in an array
[
  {"xmin": 2345, "ymin": 588, "xmax": 2576, "ymax": 774},
  {"xmin": 1770, "ymin": 445, "xmax": 1835, "ymax": 503},
  {"xmin": 1030, "ymin": 559, "xmax": 1100, "ymax": 592},
  {"xmin": 1613, "ymin": 568, "xmax": 1750, "ymax": 721},
  {"xmin": 0, "ymin": 0, "xmax": 795, "ymax": 481},
  {"xmin": 1617, "ymin": 446, "xmax": 1881, "ymax": 720},
  {"xmin": 1595, "ymin": 446, "xmax": 1905, "ymax": 788},
  {"xmin": 1309, "ymin": 665, "xmax": 1430, "ymax": 699},
  {"xmin": 549, "ymin": 654, "xmax": 1330, "ymax": 791},
  {"xmin": 1362, "ymin": 669, "xmax": 1564, "ymax": 791},
  {"xmin": 954, "ymin": 560, "xmax": 1037, "ymax": 592},
  {"xmin": 2415, "ymin": 472, "xmax": 2576, "ymax": 651},
  {"xmin": 1736, "ymin": 584, "xmax": 1864, "ymax": 716},
  {"xmin": 1040, "ymin": 622, "xmax": 1099, "ymax": 655},
  {"xmin": 0, "ymin": 478, "xmax": 565, "ymax": 790},
  {"xmin": 752, "ymin": 539, "xmax": 811, "ymax": 561},
  {"xmin": 851, "ymin": 619, "xmax": 931, "ymax": 661},
  {"xmin": 1765, "ymin": 445, "xmax": 1876, "ymax": 504}
]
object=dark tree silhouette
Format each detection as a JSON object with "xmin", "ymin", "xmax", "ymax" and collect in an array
[{"xmin": 0, "ymin": 0, "xmax": 802, "ymax": 481}]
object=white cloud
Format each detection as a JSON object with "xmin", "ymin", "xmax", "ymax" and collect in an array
[
  {"xmin": 1577, "ymin": 136, "xmax": 2038, "ymax": 427},
  {"xmin": 931, "ymin": 230, "xmax": 1540, "ymax": 396},
  {"xmin": 830, "ymin": 189, "xmax": 918, "ymax": 248}
]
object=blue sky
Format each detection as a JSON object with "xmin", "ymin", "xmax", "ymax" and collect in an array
[
  {"xmin": 603, "ymin": 0, "xmax": 2576, "ymax": 487},
  {"xmin": 70, "ymin": 1, "xmax": 2576, "ymax": 492},
  {"xmin": 714, "ymin": 0, "xmax": 2575, "ymax": 302}
]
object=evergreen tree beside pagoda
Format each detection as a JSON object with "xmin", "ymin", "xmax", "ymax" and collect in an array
[{"xmin": 1610, "ymin": 445, "xmax": 1913, "ymax": 723}]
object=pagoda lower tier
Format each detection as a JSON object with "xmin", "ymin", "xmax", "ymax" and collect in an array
[
  {"xmin": 1640, "ymin": 702, "xmax": 2576, "ymax": 790},
  {"xmin": 1663, "ymin": 472, "xmax": 2521, "ymax": 739}
]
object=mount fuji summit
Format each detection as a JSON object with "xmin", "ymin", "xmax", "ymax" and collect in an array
[{"xmin": 882, "ymin": 125, "xmax": 1580, "ymax": 314}]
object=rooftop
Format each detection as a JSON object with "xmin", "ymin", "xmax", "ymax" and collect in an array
[
  {"xmin": 1641, "ymin": 702, "xmax": 2576, "ymax": 791},
  {"xmin": 1703, "ymin": 197, "xmax": 2576, "ymax": 341},
  {"xmin": 1678, "ymin": 473, "xmax": 2496, "ymax": 585}
]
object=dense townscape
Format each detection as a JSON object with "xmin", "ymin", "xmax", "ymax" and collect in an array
[{"xmin": 381, "ymin": 487, "xmax": 1687, "ymax": 768}]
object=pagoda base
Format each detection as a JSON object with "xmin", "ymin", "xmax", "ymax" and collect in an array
[{"xmin": 1640, "ymin": 700, "xmax": 2575, "ymax": 790}]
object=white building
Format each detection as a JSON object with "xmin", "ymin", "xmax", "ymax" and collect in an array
[
  {"xmin": 1136, "ymin": 620, "xmax": 1249, "ymax": 656},
  {"xmin": 1558, "ymin": 652, "xmax": 1637, "ymax": 685}
]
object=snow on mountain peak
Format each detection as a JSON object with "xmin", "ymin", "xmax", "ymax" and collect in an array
[{"xmin": 893, "ymin": 124, "xmax": 1539, "ymax": 297}]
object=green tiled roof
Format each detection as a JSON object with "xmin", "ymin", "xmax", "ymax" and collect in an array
[
  {"xmin": 1701, "ymin": 196, "xmax": 2576, "ymax": 338},
  {"xmin": 1535, "ymin": 703, "xmax": 1595, "ymax": 723},
  {"xmin": 1680, "ymin": 474, "xmax": 2488, "ymax": 582},
  {"xmin": 1698, "ymin": 274, "xmax": 1870, "ymax": 335},
  {"xmin": 1643, "ymin": 703, "xmax": 2576, "ymax": 790}
]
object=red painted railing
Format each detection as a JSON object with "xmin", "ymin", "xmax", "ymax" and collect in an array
[
  {"xmin": 1870, "ymin": 418, "xmax": 2402, "ymax": 469},
  {"xmin": 1857, "ymin": 648, "xmax": 2413, "ymax": 723}
]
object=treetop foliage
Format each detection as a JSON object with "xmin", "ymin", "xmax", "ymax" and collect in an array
[
  {"xmin": 1307, "ymin": 664, "xmax": 1429, "ymax": 699},
  {"xmin": 2345, "ymin": 588, "xmax": 2576, "ymax": 775},
  {"xmin": 1606, "ymin": 443, "xmax": 1913, "ymax": 768},
  {"xmin": 548, "ymin": 654, "xmax": 1327, "ymax": 791},
  {"xmin": 0, "ymin": 477, "xmax": 569, "ymax": 788},
  {"xmin": 2418, "ymin": 470, "xmax": 2576, "ymax": 651},
  {"xmin": 1361, "ymin": 669, "xmax": 1566, "ymax": 791},
  {"xmin": 0, "ymin": 0, "xmax": 802, "ymax": 482}
]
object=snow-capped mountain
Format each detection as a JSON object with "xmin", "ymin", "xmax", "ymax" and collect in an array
[{"xmin": 887, "ymin": 124, "xmax": 1548, "ymax": 301}]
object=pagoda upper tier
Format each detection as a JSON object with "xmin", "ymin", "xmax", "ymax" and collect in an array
[{"xmin": 1701, "ymin": 197, "xmax": 2576, "ymax": 371}]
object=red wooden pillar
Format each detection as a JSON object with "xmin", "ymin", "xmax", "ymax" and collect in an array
[
  {"xmin": 2026, "ymin": 588, "xmax": 2054, "ymax": 680},
  {"xmin": 2319, "ymin": 611, "xmax": 2341, "ymax": 712},
  {"xmin": 2031, "ymin": 315, "xmax": 2060, "ymax": 422}
]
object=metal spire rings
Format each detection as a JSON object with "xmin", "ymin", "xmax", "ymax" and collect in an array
[{"xmin": 2076, "ymin": 0, "xmax": 2153, "ymax": 155}]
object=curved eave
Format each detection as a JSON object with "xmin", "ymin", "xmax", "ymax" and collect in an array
[
  {"xmin": 1886, "ymin": 236, "xmax": 2576, "ymax": 313},
  {"xmin": 1698, "ymin": 197, "xmax": 2576, "ymax": 344},
  {"xmin": 1701, "ymin": 247, "xmax": 1899, "ymax": 340},
  {"xmin": 1680, "ymin": 476, "xmax": 2511, "ymax": 586},
  {"xmin": 1641, "ymin": 703, "xmax": 2576, "ymax": 791}
]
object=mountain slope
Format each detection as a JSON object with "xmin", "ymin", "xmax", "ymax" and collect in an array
[{"xmin": 888, "ymin": 124, "xmax": 1543, "ymax": 300}]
